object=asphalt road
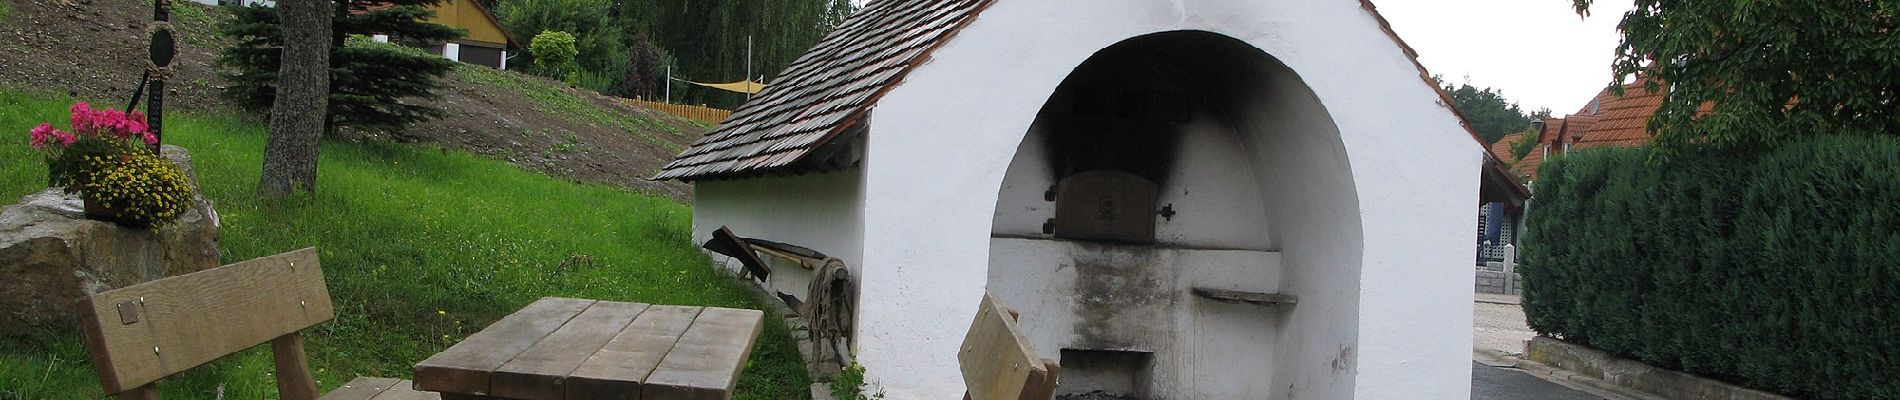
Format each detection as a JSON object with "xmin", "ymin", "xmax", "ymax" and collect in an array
[{"xmin": 1472, "ymin": 362, "xmax": 1604, "ymax": 400}]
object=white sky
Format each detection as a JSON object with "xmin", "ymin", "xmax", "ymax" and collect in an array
[
  {"xmin": 847, "ymin": 0, "xmax": 1631, "ymax": 114},
  {"xmin": 1372, "ymin": 0, "xmax": 1635, "ymax": 114}
]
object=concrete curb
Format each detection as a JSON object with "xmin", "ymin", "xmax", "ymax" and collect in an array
[
  {"xmin": 1474, "ymin": 293, "xmax": 1521, "ymax": 305},
  {"xmin": 1477, "ymin": 348, "xmax": 1657, "ymax": 400},
  {"xmin": 1526, "ymin": 337, "xmax": 1794, "ymax": 400}
]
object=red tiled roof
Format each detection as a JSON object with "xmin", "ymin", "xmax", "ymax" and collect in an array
[
  {"xmin": 1509, "ymin": 118, "xmax": 1558, "ymax": 178},
  {"xmin": 653, "ymin": 0, "xmax": 996, "ymax": 181},
  {"xmin": 1506, "ymin": 78, "xmax": 1682, "ymax": 179},
  {"xmin": 1489, "ymin": 132, "xmax": 1524, "ymax": 165},
  {"xmin": 1573, "ymin": 81, "xmax": 1664, "ymax": 148}
]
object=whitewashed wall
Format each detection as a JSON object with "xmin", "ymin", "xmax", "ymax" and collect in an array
[
  {"xmin": 991, "ymin": 117, "xmax": 1274, "ymax": 250},
  {"xmin": 847, "ymin": 0, "xmax": 1483, "ymax": 398},
  {"xmin": 691, "ymin": 169, "xmax": 866, "ymax": 304},
  {"xmin": 988, "ymin": 238, "xmax": 1285, "ymax": 398}
]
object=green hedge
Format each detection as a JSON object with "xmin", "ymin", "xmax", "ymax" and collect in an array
[{"xmin": 1522, "ymin": 135, "xmax": 1900, "ymax": 399}]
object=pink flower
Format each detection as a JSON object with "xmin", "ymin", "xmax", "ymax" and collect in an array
[
  {"xmin": 34, "ymin": 102, "xmax": 149, "ymax": 153},
  {"xmin": 29, "ymin": 123, "xmax": 53, "ymax": 149},
  {"xmin": 69, "ymin": 102, "xmax": 94, "ymax": 133}
]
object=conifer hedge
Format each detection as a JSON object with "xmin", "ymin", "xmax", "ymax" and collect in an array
[{"xmin": 1522, "ymin": 135, "xmax": 1900, "ymax": 399}]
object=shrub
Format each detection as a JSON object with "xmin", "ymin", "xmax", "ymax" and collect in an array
[
  {"xmin": 496, "ymin": 0, "xmax": 625, "ymax": 82},
  {"xmin": 1522, "ymin": 135, "xmax": 1900, "ymax": 399},
  {"xmin": 530, "ymin": 30, "xmax": 578, "ymax": 77}
]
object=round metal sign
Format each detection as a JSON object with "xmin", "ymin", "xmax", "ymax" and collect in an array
[{"xmin": 150, "ymin": 29, "xmax": 176, "ymax": 68}]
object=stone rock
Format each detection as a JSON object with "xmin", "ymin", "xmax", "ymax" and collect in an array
[
  {"xmin": 0, "ymin": 145, "xmax": 221, "ymax": 336},
  {"xmin": 810, "ymin": 383, "xmax": 839, "ymax": 400}
]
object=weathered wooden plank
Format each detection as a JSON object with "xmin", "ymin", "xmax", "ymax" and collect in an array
[
  {"xmin": 366, "ymin": 380, "xmax": 442, "ymax": 400},
  {"xmin": 566, "ymin": 306, "xmax": 706, "ymax": 400},
  {"xmin": 1029, "ymin": 359, "xmax": 1060, "ymax": 400},
  {"xmin": 957, "ymin": 292, "xmax": 1046, "ymax": 400},
  {"xmin": 1013, "ymin": 368, "xmax": 1048, "ymax": 400},
  {"xmin": 413, "ymin": 298, "xmax": 596, "ymax": 395},
  {"xmin": 1190, "ymin": 287, "xmax": 1298, "ymax": 306},
  {"xmin": 317, "ymin": 377, "xmax": 400, "ymax": 400},
  {"xmin": 642, "ymin": 308, "xmax": 765, "ymax": 400},
  {"xmin": 272, "ymin": 333, "xmax": 321, "ymax": 400},
  {"xmin": 78, "ymin": 248, "xmax": 335, "ymax": 394},
  {"xmin": 703, "ymin": 226, "xmax": 771, "ymax": 281},
  {"xmin": 490, "ymin": 301, "xmax": 650, "ymax": 400}
]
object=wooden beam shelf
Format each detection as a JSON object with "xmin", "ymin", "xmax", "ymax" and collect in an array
[{"xmin": 1191, "ymin": 287, "xmax": 1298, "ymax": 306}]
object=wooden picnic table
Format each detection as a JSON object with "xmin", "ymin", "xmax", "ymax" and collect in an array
[{"xmin": 412, "ymin": 297, "xmax": 764, "ymax": 400}]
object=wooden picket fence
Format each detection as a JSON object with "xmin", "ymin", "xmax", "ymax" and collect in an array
[{"xmin": 623, "ymin": 98, "xmax": 733, "ymax": 124}]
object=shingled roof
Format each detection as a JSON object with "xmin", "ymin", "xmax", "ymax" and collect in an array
[
  {"xmin": 1573, "ymin": 82, "xmax": 1665, "ymax": 149},
  {"xmin": 1499, "ymin": 79, "xmax": 1675, "ymax": 179},
  {"xmin": 652, "ymin": 0, "xmax": 996, "ymax": 181},
  {"xmin": 658, "ymin": 0, "xmax": 1517, "ymax": 190}
]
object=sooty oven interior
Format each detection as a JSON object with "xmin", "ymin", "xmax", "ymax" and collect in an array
[{"xmin": 1005, "ymin": 31, "xmax": 1289, "ymax": 400}]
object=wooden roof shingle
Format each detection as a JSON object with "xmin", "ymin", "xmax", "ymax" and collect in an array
[
  {"xmin": 659, "ymin": 0, "xmax": 1520, "ymax": 198},
  {"xmin": 652, "ymin": 0, "xmax": 996, "ymax": 181}
]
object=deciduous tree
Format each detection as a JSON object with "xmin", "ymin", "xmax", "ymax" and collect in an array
[
  {"xmin": 1440, "ymin": 78, "xmax": 1540, "ymax": 144},
  {"xmin": 1573, "ymin": 0, "xmax": 1900, "ymax": 158}
]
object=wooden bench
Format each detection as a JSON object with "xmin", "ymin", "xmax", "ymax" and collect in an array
[{"xmin": 77, "ymin": 248, "xmax": 437, "ymax": 400}]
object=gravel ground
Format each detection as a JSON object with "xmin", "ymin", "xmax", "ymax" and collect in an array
[{"xmin": 1474, "ymin": 296, "xmax": 1537, "ymax": 356}]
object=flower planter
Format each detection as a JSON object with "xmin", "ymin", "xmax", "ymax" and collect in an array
[
  {"xmin": 30, "ymin": 102, "xmax": 183, "ymax": 229},
  {"xmin": 81, "ymin": 192, "xmax": 151, "ymax": 229}
]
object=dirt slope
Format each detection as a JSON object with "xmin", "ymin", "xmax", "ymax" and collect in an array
[{"xmin": 0, "ymin": 0, "xmax": 700, "ymax": 200}]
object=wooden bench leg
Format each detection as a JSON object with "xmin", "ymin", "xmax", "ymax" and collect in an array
[
  {"xmin": 120, "ymin": 384, "xmax": 158, "ymax": 400},
  {"xmin": 272, "ymin": 333, "xmax": 321, "ymax": 400}
]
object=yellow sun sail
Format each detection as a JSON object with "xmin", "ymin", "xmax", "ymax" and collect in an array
[{"xmin": 688, "ymin": 80, "xmax": 769, "ymax": 94}]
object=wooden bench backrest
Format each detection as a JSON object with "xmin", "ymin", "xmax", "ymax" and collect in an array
[{"xmin": 77, "ymin": 247, "xmax": 335, "ymax": 395}]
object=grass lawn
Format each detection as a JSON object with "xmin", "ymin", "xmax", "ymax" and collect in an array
[{"xmin": 0, "ymin": 89, "xmax": 809, "ymax": 399}]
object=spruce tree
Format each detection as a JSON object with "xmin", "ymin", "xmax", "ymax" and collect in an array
[{"xmin": 218, "ymin": 0, "xmax": 464, "ymax": 133}]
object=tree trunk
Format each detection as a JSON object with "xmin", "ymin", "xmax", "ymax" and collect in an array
[{"xmin": 259, "ymin": 0, "xmax": 332, "ymax": 196}]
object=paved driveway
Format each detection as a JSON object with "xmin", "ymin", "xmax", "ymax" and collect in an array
[
  {"xmin": 1472, "ymin": 294, "xmax": 1607, "ymax": 400},
  {"xmin": 1472, "ymin": 362, "xmax": 1604, "ymax": 400},
  {"xmin": 1474, "ymin": 295, "xmax": 1539, "ymax": 356}
]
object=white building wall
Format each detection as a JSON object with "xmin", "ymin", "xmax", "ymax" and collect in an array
[
  {"xmin": 690, "ymin": 169, "xmax": 866, "ymax": 304},
  {"xmin": 849, "ymin": 0, "xmax": 1482, "ymax": 398}
]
